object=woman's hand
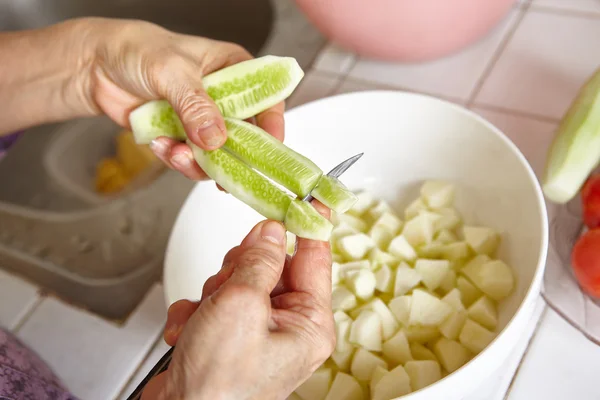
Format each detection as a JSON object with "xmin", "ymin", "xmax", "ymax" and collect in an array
[
  {"xmin": 142, "ymin": 205, "xmax": 335, "ymax": 400},
  {"xmin": 0, "ymin": 17, "xmax": 285, "ymax": 181}
]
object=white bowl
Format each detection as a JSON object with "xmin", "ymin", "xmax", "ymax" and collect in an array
[{"xmin": 163, "ymin": 91, "xmax": 548, "ymax": 400}]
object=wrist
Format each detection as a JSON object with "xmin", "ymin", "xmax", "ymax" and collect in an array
[{"xmin": 0, "ymin": 17, "xmax": 100, "ymax": 134}]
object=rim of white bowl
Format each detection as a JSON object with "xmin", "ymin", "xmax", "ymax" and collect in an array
[{"xmin": 163, "ymin": 89, "xmax": 550, "ymax": 395}]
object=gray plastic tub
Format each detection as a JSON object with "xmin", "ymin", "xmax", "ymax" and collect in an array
[{"xmin": 0, "ymin": 117, "xmax": 194, "ymax": 320}]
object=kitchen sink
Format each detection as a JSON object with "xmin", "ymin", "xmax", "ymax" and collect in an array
[{"xmin": 0, "ymin": 0, "xmax": 325, "ymax": 320}]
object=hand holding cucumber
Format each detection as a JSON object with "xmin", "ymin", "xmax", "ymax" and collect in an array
[{"xmin": 140, "ymin": 217, "xmax": 335, "ymax": 400}]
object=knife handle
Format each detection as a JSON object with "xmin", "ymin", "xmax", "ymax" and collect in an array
[{"xmin": 126, "ymin": 346, "xmax": 174, "ymax": 400}]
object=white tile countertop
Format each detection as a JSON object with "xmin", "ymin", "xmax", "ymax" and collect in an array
[{"xmin": 1, "ymin": 0, "xmax": 600, "ymax": 399}]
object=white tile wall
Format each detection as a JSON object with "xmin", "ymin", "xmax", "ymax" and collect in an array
[
  {"xmin": 16, "ymin": 284, "xmax": 167, "ymax": 400},
  {"xmin": 532, "ymin": 0, "xmax": 600, "ymax": 14},
  {"xmin": 0, "ymin": 270, "xmax": 40, "ymax": 330},
  {"xmin": 287, "ymin": 70, "xmax": 342, "ymax": 109},
  {"xmin": 118, "ymin": 338, "xmax": 171, "ymax": 400},
  {"xmin": 313, "ymin": 43, "xmax": 357, "ymax": 75},
  {"xmin": 347, "ymin": 10, "xmax": 521, "ymax": 101},
  {"xmin": 474, "ymin": 10, "xmax": 600, "ymax": 119}
]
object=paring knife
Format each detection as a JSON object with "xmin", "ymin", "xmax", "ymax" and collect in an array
[{"xmin": 126, "ymin": 152, "xmax": 363, "ymax": 400}]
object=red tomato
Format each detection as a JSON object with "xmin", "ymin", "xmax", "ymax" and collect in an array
[
  {"xmin": 582, "ymin": 174, "xmax": 600, "ymax": 229},
  {"xmin": 572, "ymin": 229, "xmax": 600, "ymax": 298}
]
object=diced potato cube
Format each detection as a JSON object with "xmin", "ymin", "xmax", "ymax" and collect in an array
[
  {"xmin": 420, "ymin": 180, "xmax": 455, "ymax": 209},
  {"xmin": 410, "ymin": 342, "xmax": 438, "ymax": 362},
  {"xmin": 332, "ymin": 262, "xmax": 341, "ymax": 285},
  {"xmin": 286, "ymin": 231, "xmax": 296, "ymax": 256},
  {"xmin": 467, "ymin": 296, "xmax": 498, "ymax": 331},
  {"xmin": 382, "ymin": 329, "xmax": 413, "ymax": 365},
  {"xmin": 457, "ymin": 276, "xmax": 483, "ymax": 307},
  {"xmin": 332, "ymin": 286, "xmax": 358, "ymax": 311},
  {"xmin": 405, "ymin": 198, "xmax": 429, "ymax": 221},
  {"xmin": 334, "ymin": 311, "xmax": 353, "ymax": 353},
  {"xmin": 338, "ymin": 233, "xmax": 375, "ymax": 260},
  {"xmin": 368, "ymin": 226, "xmax": 394, "ymax": 250},
  {"xmin": 394, "ymin": 263, "xmax": 422, "ymax": 296},
  {"xmin": 369, "ymin": 365, "xmax": 388, "ymax": 396},
  {"xmin": 332, "ymin": 253, "xmax": 344, "ymax": 263},
  {"xmin": 388, "ymin": 295, "xmax": 412, "ymax": 326},
  {"xmin": 335, "ymin": 213, "xmax": 368, "ymax": 232},
  {"xmin": 387, "ymin": 235, "xmax": 417, "ymax": 261},
  {"xmin": 331, "ymin": 347, "xmax": 355, "ymax": 371},
  {"xmin": 350, "ymin": 348, "xmax": 388, "ymax": 382},
  {"xmin": 368, "ymin": 248, "xmax": 399, "ymax": 269},
  {"xmin": 372, "ymin": 212, "xmax": 403, "ymax": 235},
  {"xmin": 442, "ymin": 242, "xmax": 471, "ymax": 262},
  {"xmin": 372, "ymin": 365, "xmax": 412, "ymax": 400},
  {"xmin": 348, "ymin": 191, "xmax": 375, "ymax": 216},
  {"xmin": 289, "ymin": 392, "xmax": 302, "ymax": 400},
  {"xmin": 439, "ymin": 309, "xmax": 468, "ymax": 340},
  {"xmin": 401, "ymin": 211, "xmax": 441, "ymax": 247},
  {"xmin": 417, "ymin": 242, "xmax": 446, "ymax": 259},
  {"xmin": 361, "ymin": 298, "xmax": 400, "ymax": 340},
  {"xmin": 441, "ymin": 288, "xmax": 465, "ymax": 311},
  {"xmin": 409, "ymin": 289, "xmax": 453, "ymax": 327},
  {"xmin": 347, "ymin": 269, "xmax": 377, "ymax": 300},
  {"xmin": 435, "ymin": 207, "xmax": 462, "ymax": 232},
  {"xmin": 366, "ymin": 200, "xmax": 395, "ymax": 222},
  {"xmin": 403, "ymin": 326, "xmax": 440, "ymax": 344},
  {"xmin": 463, "ymin": 226, "xmax": 500, "ymax": 256},
  {"xmin": 324, "ymin": 372, "xmax": 364, "ymax": 400},
  {"xmin": 374, "ymin": 264, "xmax": 394, "ymax": 294},
  {"xmin": 461, "ymin": 258, "xmax": 514, "ymax": 301},
  {"xmin": 459, "ymin": 319, "xmax": 496, "ymax": 354},
  {"xmin": 296, "ymin": 368, "xmax": 332, "ymax": 400},
  {"xmin": 405, "ymin": 360, "xmax": 442, "ymax": 391},
  {"xmin": 349, "ymin": 310, "xmax": 382, "ymax": 352},
  {"xmin": 438, "ymin": 269, "xmax": 457, "ymax": 295},
  {"xmin": 432, "ymin": 337, "xmax": 472, "ymax": 373},
  {"xmin": 436, "ymin": 229, "xmax": 459, "ymax": 244},
  {"xmin": 339, "ymin": 260, "xmax": 371, "ymax": 278},
  {"xmin": 415, "ymin": 259, "xmax": 451, "ymax": 291}
]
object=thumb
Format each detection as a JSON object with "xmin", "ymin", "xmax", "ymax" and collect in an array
[
  {"xmin": 227, "ymin": 220, "xmax": 287, "ymax": 295},
  {"xmin": 156, "ymin": 58, "xmax": 227, "ymax": 150}
]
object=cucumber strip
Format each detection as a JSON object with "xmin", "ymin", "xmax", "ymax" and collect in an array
[
  {"xmin": 543, "ymin": 67, "xmax": 600, "ymax": 203},
  {"xmin": 189, "ymin": 141, "xmax": 293, "ymax": 221},
  {"xmin": 204, "ymin": 55, "xmax": 304, "ymax": 120},
  {"xmin": 284, "ymin": 199, "xmax": 334, "ymax": 241},
  {"xmin": 224, "ymin": 118, "xmax": 323, "ymax": 197},
  {"xmin": 129, "ymin": 56, "xmax": 304, "ymax": 144},
  {"xmin": 129, "ymin": 100, "xmax": 187, "ymax": 144},
  {"xmin": 311, "ymin": 175, "xmax": 358, "ymax": 214}
]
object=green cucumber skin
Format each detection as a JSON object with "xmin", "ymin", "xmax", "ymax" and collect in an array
[
  {"xmin": 189, "ymin": 142, "xmax": 293, "ymax": 221},
  {"xmin": 311, "ymin": 175, "xmax": 358, "ymax": 214},
  {"xmin": 224, "ymin": 118, "xmax": 322, "ymax": 197},
  {"xmin": 284, "ymin": 199, "xmax": 333, "ymax": 241},
  {"xmin": 543, "ymin": 67, "xmax": 600, "ymax": 203}
]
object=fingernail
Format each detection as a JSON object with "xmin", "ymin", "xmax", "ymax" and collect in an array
[
  {"xmin": 171, "ymin": 152, "xmax": 193, "ymax": 168},
  {"xmin": 261, "ymin": 221, "xmax": 285, "ymax": 245},
  {"xmin": 165, "ymin": 323, "xmax": 182, "ymax": 339},
  {"xmin": 196, "ymin": 123, "xmax": 225, "ymax": 148},
  {"xmin": 150, "ymin": 139, "xmax": 168, "ymax": 157}
]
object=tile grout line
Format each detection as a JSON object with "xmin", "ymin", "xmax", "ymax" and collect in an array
[
  {"xmin": 466, "ymin": 4, "xmax": 531, "ymax": 107},
  {"xmin": 468, "ymin": 102, "xmax": 561, "ymax": 124},
  {"xmin": 528, "ymin": 4, "xmax": 600, "ymax": 19},
  {"xmin": 502, "ymin": 304, "xmax": 549, "ymax": 400},
  {"xmin": 114, "ymin": 330, "xmax": 165, "ymax": 400},
  {"xmin": 11, "ymin": 294, "xmax": 45, "ymax": 334},
  {"xmin": 328, "ymin": 56, "xmax": 360, "ymax": 95}
]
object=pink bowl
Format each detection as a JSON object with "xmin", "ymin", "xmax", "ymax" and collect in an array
[{"xmin": 294, "ymin": 0, "xmax": 517, "ymax": 62}]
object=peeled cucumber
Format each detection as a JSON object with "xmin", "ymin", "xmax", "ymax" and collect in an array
[
  {"xmin": 285, "ymin": 199, "xmax": 334, "ymax": 241},
  {"xmin": 189, "ymin": 141, "xmax": 293, "ymax": 221},
  {"xmin": 311, "ymin": 175, "xmax": 358, "ymax": 213},
  {"xmin": 224, "ymin": 118, "xmax": 322, "ymax": 197},
  {"xmin": 129, "ymin": 56, "xmax": 304, "ymax": 144},
  {"xmin": 543, "ymin": 67, "xmax": 600, "ymax": 203}
]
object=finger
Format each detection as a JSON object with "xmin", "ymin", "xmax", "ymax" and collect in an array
[
  {"xmin": 200, "ymin": 245, "xmax": 244, "ymax": 301},
  {"xmin": 167, "ymin": 142, "xmax": 209, "ymax": 181},
  {"xmin": 256, "ymin": 102, "xmax": 285, "ymax": 142},
  {"xmin": 215, "ymin": 183, "xmax": 228, "ymax": 193},
  {"xmin": 270, "ymin": 255, "xmax": 293, "ymax": 298},
  {"xmin": 153, "ymin": 58, "xmax": 227, "ymax": 150},
  {"xmin": 287, "ymin": 202, "xmax": 332, "ymax": 308},
  {"xmin": 149, "ymin": 137, "xmax": 177, "ymax": 169},
  {"xmin": 164, "ymin": 299, "xmax": 200, "ymax": 346},
  {"xmin": 226, "ymin": 220, "xmax": 287, "ymax": 295}
]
